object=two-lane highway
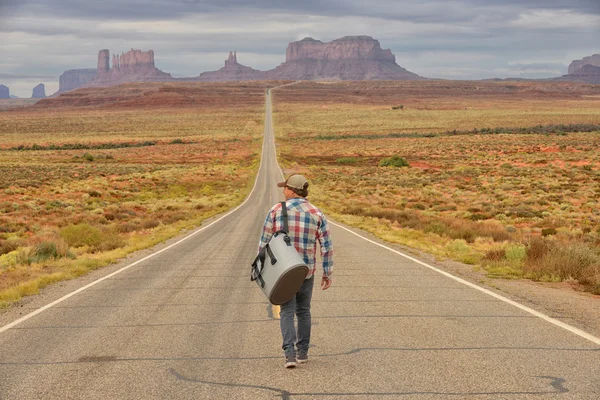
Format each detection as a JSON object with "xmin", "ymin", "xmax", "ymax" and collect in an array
[{"xmin": 0, "ymin": 88, "xmax": 598, "ymax": 399}]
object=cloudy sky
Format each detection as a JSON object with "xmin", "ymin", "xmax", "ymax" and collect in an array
[{"xmin": 1, "ymin": 0, "xmax": 599, "ymax": 97}]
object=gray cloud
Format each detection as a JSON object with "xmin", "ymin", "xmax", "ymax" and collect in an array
[
  {"xmin": 0, "ymin": 0, "xmax": 599, "ymax": 97},
  {"xmin": 4, "ymin": 0, "xmax": 599, "ymax": 22},
  {"xmin": 0, "ymin": 73, "xmax": 55, "ymax": 79}
]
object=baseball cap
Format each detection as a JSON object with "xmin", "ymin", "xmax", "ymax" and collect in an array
[{"xmin": 277, "ymin": 174, "xmax": 309, "ymax": 190}]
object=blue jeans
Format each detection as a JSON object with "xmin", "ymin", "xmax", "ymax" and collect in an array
[{"xmin": 280, "ymin": 277, "xmax": 314, "ymax": 357}]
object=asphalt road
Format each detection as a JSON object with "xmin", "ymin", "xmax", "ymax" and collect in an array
[{"xmin": 0, "ymin": 88, "xmax": 599, "ymax": 399}]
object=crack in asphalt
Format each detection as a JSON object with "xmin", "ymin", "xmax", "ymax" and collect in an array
[
  {"xmin": 9, "ymin": 314, "xmax": 539, "ymax": 330},
  {"xmin": 24, "ymin": 299, "xmax": 498, "ymax": 310},
  {"xmin": 168, "ymin": 368, "xmax": 569, "ymax": 398},
  {"xmin": 1, "ymin": 346, "xmax": 597, "ymax": 366}
]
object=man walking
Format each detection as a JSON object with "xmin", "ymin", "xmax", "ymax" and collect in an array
[{"xmin": 258, "ymin": 174, "xmax": 333, "ymax": 368}]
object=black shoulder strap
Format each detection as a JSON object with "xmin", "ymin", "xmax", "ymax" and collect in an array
[{"xmin": 280, "ymin": 201, "xmax": 289, "ymax": 234}]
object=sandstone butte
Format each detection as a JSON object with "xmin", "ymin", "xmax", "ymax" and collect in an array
[
  {"xmin": 31, "ymin": 83, "xmax": 46, "ymax": 99},
  {"xmin": 96, "ymin": 48, "xmax": 172, "ymax": 83},
  {"xmin": 0, "ymin": 84, "xmax": 9, "ymax": 99},
  {"xmin": 556, "ymin": 54, "xmax": 600, "ymax": 84},
  {"xmin": 568, "ymin": 54, "xmax": 600, "ymax": 74},
  {"xmin": 52, "ymin": 38, "xmax": 600, "ymax": 94},
  {"xmin": 57, "ymin": 49, "xmax": 172, "ymax": 93},
  {"xmin": 197, "ymin": 51, "xmax": 267, "ymax": 81},
  {"xmin": 56, "ymin": 36, "xmax": 422, "ymax": 93},
  {"xmin": 267, "ymin": 36, "xmax": 422, "ymax": 80},
  {"xmin": 59, "ymin": 69, "xmax": 97, "ymax": 93}
]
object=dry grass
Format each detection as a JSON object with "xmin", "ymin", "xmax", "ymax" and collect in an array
[
  {"xmin": 273, "ymin": 80, "xmax": 600, "ymax": 294},
  {"xmin": 0, "ymin": 82, "xmax": 266, "ymax": 306}
]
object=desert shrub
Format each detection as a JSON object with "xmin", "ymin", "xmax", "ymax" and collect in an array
[
  {"xmin": 524, "ymin": 239, "xmax": 600, "ymax": 289},
  {"xmin": 391, "ymin": 105, "xmax": 404, "ymax": 110},
  {"xmin": 159, "ymin": 211, "xmax": 188, "ymax": 225},
  {"xmin": 469, "ymin": 213, "xmax": 489, "ymax": 221},
  {"xmin": 424, "ymin": 221, "xmax": 448, "ymax": 236},
  {"xmin": 526, "ymin": 237, "xmax": 552, "ymax": 263},
  {"xmin": 411, "ymin": 203, "xmax": 427, "ymax": 210},
  {"xmin": 379, "ymin": 155, "xmax": 409, "ymax": 168},
  {"xmin": 448, "ymin": 226, "xmax": 477, "ymax": 243},
  {"xmin": 29, "ymin": 241, "xmax": 59, "ymax": 263},
  {"xmin": 340, "ymin": 204, "xmax": 367, "ymax": 216},
  {"xmin": 82, "ymin": 153, "xmax": 94, "ymax": 162},
  {"xmin": 484, "ymin": 248, "xmax": 506, "ymax": 261},
  {"xmin": 445, "ymin": 239, "xmax": 479, "ymax": 264},
  {"xmin": 141, "ymin": 219, "xmax": 160, "ymax": 229},
  {"xmin": 505, "ymin": 244, "xmax": 526, "ymax": 265},
  {"xmin": 0, "ymin": 239, "xmax": 21, "ymax": 256},
  {"xmin": 24, "ymin": 232, "xmax": 73, "ymax": 264},
  {"xmin": 508, "ymin": 207, "xmax": 543, "ymax": 218},
  {"xmin": 116, "ymin": 222, "xmax": 139, "ymax": 233},
  {"xmin": 59, "ymin": 224, "xmax": 103, "ymax": 248},
  {"xmin": 95, "ymin": 231, "xmax": 126, "ymax": 252},
  {"xmin": 541, "ymin": 227, "xmax": 557, "ymax": 236},
  {"xmin": 474, "ymin": 222, "xmax": 512, "ymax": 242}
]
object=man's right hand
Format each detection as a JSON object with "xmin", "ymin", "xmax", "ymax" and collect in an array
[{"xmin": 321, "ymin": 276, "xmax": 332, "ymax": 290}]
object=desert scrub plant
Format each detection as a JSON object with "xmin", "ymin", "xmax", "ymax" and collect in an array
[
  {"xmin": 379, "ymin": 155, "xmax": 409, "ymax": 167},
  {"xmin": 82, "ymin": 153, "xmax": 95, "ymax": 162},
  {"xmin": 524, "ymin": 239, "xmax": 600, "ymax": 292},
  {"xmin": 59, "ymin": 223, "xmax": 102, "ymax": 248},
  {"xmin": 445, "ymin": 239, "xmax": 480, "ymax": 264},
  {"xmin": 28, "ymin": 242, "xmax": 59, "ymax": 263},
  {"xmin": 0, "ymin": 239, "xmax": 21, "ymax": 256},
  {"xmin": 505, "ymin": 244, "xmax": 527, "ymax": 266}
]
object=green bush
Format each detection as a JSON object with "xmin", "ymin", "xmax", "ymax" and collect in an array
[
  {"xmin": 83, "ymin": 153, "xmax": 94, "ymax": 162},
  {"xmin": 505, "ymin": 244, "xmax": 526, "ymax": 265},
  {"xmin": 29, "ymin": 241, "xmax": 58, "ymax": 263},
  {"xmin": 59, "ymin": 224, "xmax": 103, "ymax": 248},
  {"xmin": 379, "ymin": 155, "xmax": 409, "ymax": 167}
]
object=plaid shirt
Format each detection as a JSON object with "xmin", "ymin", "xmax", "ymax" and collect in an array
[{"xmin": 259, "ymin": 197, "xmax": 333, "ymax": 279}]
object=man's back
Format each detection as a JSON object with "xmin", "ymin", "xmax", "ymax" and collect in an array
[{"xmin": 259, "ymin": 198, "xmax": 333, "ymax": 279}]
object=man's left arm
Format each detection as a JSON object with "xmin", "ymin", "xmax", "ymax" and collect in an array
[{"xmin": 317, "ymin": 213, "xmax": 334, "ymax": 280}]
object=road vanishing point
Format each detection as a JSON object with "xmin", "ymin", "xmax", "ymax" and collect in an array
[{"xmin": 0, "ymin": 87, "xmax": 599, "ymax": 399}]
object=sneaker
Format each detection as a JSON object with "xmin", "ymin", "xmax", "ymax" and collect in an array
[
  {"xmin": 297, "ymin": 354, "xmax": 308, "ymax": 364},
  {"xmin": 285, "ymin": 355, "xmax": 297, "ymax": 368}
]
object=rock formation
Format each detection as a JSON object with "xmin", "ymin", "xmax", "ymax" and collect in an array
[
  {"xmin": 568, "ymin": 54, "xmax": 600, "ymax": 74},
  {"xmin": 59, "ymin": 69, "xmax": 97, "ymax": 93},
  {"xmin": 32, "ymin": 83, "xmax": 46, "ymax": 98},
  {"xmin": 55, "ymin": 36, "xmax": 423, "ymax": 93},
  {"xmin": 556, "ymin": 54, "xmax": 600, "ymax": 84},
  {"xmin": 94, "ymin": 48, "xmax": 172, "ymax": 84},
  {"xmin": 0, "ymin": 84, "xmax": 9, "ymax": 99},
  {"xmin": 267, "ymin": 36, "xmax": 422, "ymax": 80},
  {"xmin": 198, "ymin": 51, "xmax": 266, "ymax": 81},
  {"xmin": 57, "ymin": 49, "xmax": 172, "ymax": 93},
  {"xmin": 196, "ymin": 37, "xmax": 422, "ymax": 81}
]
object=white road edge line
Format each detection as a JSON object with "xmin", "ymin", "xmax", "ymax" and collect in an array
[
  {"xmin": 327, "ymin": 221, "xmax": 600, "ymax": 346},
  {"xmin": 0, "ymin": 90, "xmax": 273, "ymax": 335},
  {"xmin": 269, "ymin": 86, "xmax": 600, "ymax": 347}
]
